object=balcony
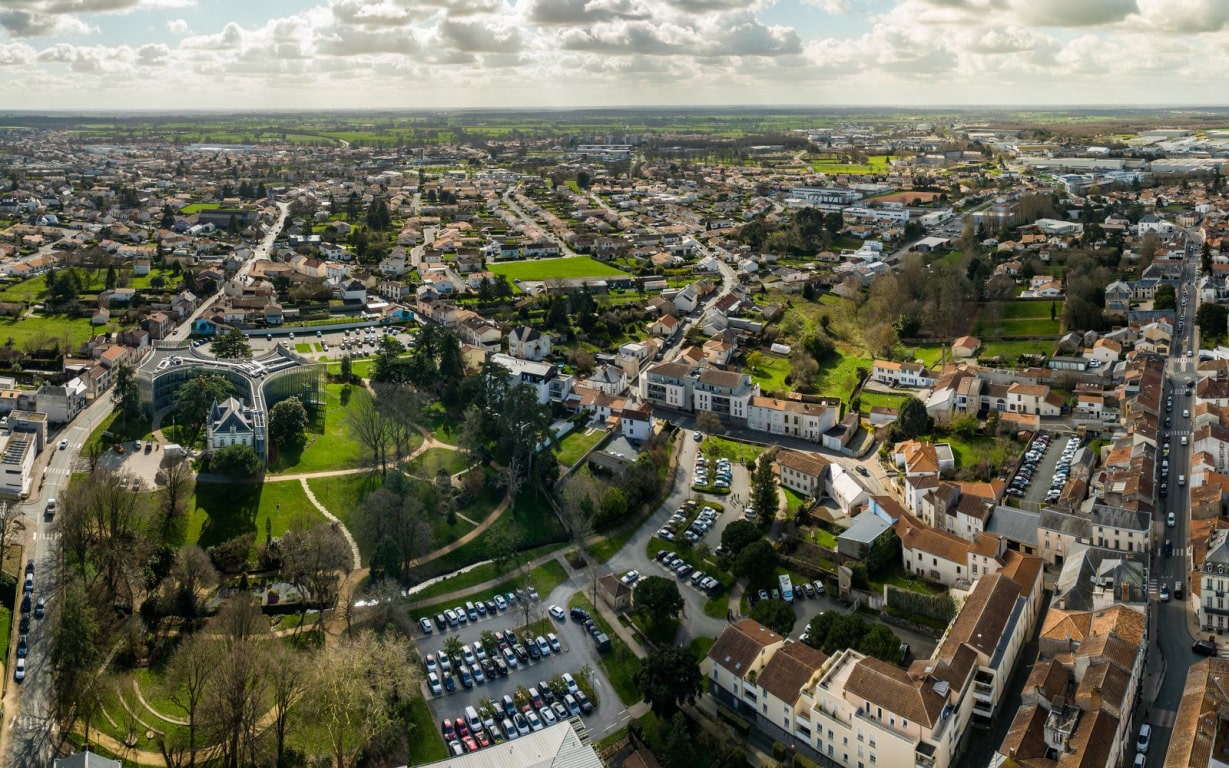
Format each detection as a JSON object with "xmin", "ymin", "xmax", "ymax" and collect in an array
[
  {"xmin": 916, "ymin": 742, "xmax": 937, "ymax": 768},
  {"xmin": 1205, "ymin": 605, "xmax": 1229, "ymax": 617}
]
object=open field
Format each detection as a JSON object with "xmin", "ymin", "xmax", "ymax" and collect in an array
[
  {"xmin": 816, "ymin": 348, "xmax": 871, "ymax": 404},
  {"xmin": 749, "ymin": 356, "xmax": 791, "ymax": 393},
  {"xmin": 979, "ymin": 339, "xmax": 1056, "ymax": 360},
  {"xmin": 488, "ymin": 256, "xmax": 628, "ymax": 282},
  {"xmin": 179, "ymin": 202, "xmax": 221, "ymax": 214},
  {"xmin": 811, "ymin": 154, "xmax": 893, "ymax": 174},
  {"xmin": 977, "ymin": 301, "xmax": 1063, "ymax": 337},
  {"xmin": 0, "ymin": 313, "xmax": 117, "ymax": 350}
]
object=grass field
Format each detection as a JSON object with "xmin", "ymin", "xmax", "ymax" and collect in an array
[
  {"xmin": 555, "ymin": 427, "xmax": 606, "ymax": 467},
  {"xmin": 412, "ymin": 558, "xmax": 568, "ymax": 606},
  {"xmin": 816, "ymin": 348, "xmax": 872, "ymax": 404},
  {"xmin": 488, "ymin": 256, "xmax": 628, "ymax": 282},
  {"xmin": 268, "ymin": 383, "xmax": 388, "ymax": 474},
  {"xmin": 703, "ymin": 436, "xmax": 764, "ymax": 465},
  {"xmin": 406, "ymin": 696, "xmax": 449, "ymax": 765},
  {"xmin": 811, "ymin": 154, "xmax": 893, "ymax": 175},
  {"xmin": 180, "ymin": 202, "xmax": 221, "ymax": 214},
  {"xmin": 978, "ymin": 339, "xmax": 1056, "ymax": 360},
  {"xmin": 181, "ymin": 480, "xmax": 325, "ymax": 551},
  {"xmin": 406, "ymin": 447, "xmax": 470, "ymax": 479},
  {"xmin": 858, "ymin": 391, "xmax": 909, "ymax": 412},
  {"xmin": 902, "ymin": 344, "xmax": 947, "ymax": 367},
  {"xmin": 306, "ymin": 472, "xmax": 382, "ymax": 530},
  {"xmin": 1001, "ymin": 301, "xmax": 1061, "ymax": 320},
  {"xmin": 0, "ymin": 313, "xmax": 116, "ymax": 350},
  {"xmin": 749, "ymin": 356, "xmax": 791, "ymax": 393},
  {"xmin": 977, "ymin": 301, "xmax": 1063, "ymax": 337}
]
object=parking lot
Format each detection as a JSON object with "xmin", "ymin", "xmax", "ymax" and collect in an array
[
  {"xmin": 1004, "ymin": 433, "xmax": 1077, "ymax": 508},
  {"xmin": 195, "ymin": 325, "xmax": 417, "ymax": 362},
  {"xmin": 416, "ymin": 582, "xmax": 623, "ymax": 747}
]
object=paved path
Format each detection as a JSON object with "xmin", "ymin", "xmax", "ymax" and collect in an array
[{"xmin": 301, "ymin": 477, "xmax": 362, "ymax": 568}]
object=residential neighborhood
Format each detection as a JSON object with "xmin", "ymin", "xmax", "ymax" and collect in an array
[{"xmin": 3, "ymin": 109, "xmax": 1229, "ymax": 768}]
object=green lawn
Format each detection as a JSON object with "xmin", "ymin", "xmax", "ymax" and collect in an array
[
  {"xmin": 567, "ymin": 592, "xmax": 641, "ymax": 706},
  {"xmin": 0, "ymin": 277, "xmax": 48, "ymax": 303},
  {"xmin": 406, "ymin": 447, "xmax": 470, "ymax": 479},
  {"xmin": 857, "ymin": 391, "xmax": 908, "ymax": 412},
  {"xmin": 413, "ymin": 557, "xmax": 568, "ymax": 608},
  {"xmin": 555, "ymin": 427, "xmax": 606, "ymax": 467},
  {"xmin": 816, "ymin": 349, "xmax": 872, "ymax": 404},
  {"xmin": 903, "ymin": 344, "xmax": 947, "ymax": 367},
  {"xmin": 783, "ymin": 488, "xmax": 812, "ymax": 520},
  {"xmin": 180, "ymin": 480, "xmax": 325, "ymax": 551},
  {"xmin": 294, "ymin": 343, "xmax": 312, "ymax": 354},
  {"xmin": 87, "ymin": 410, "xmax": 154, "ymax": 449},
  {"xmin": 406, "ymin": 695, "xmax": 449, "ymax": 765},
  {"xmin": 127, "ymin": 268, "xmax": 175, "ymax": 290},
  {"xmin": 306, "ymin": 472, "xmax": 382, "ymax": 530},
  {"xmin": 702, "ymin": 436, "xmax": 764, "ymax": 465},
  {"xmin": 325, "ymin": 357, "xmax": 376, "ymax": 379},
  {"xmin": 749, "ymin": 356, "xmax": 790, "ymax": 393},
  {"xmin": 268, "ymin": 383, "xmax": 383, "ymax": 474},
  {"xmin": 1001, "ymin": 301, "xmax": 1062, "ymax": 320},
  {"xmin": 488, "ymin": 256, "xmax": 628, "ymax": 282},
  {"xmin": 0, "ymin": 313, "xmax": 116, "ymax": 350},
  {"xmin": 0, "ymin": 606, "xmax": 9, "ymax": 663},
  {"xmin": 180, "ymin": 202, "xmax": 221, "ymax": 214},
  {"xmin": 419, "ymin": 402, "xmax": 457, "ymax": 444},
  {"xmin": 978, "ymin": 339, "xmax": 1055, "ymax": 360}
]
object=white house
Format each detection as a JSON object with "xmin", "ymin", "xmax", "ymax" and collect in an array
[
  {"xmin": 508, "ymin": 326, "xmax": 552, "ymax": 361},
  {"xmin": 207, "ymin": 397, "xmax": 257, "ymax": 453}
]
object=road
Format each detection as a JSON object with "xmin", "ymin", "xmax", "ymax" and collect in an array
[
  {"xmin": 0, "ymin": 394, "xmax": 119, "ymax": 768},
  {"xmin": 1143, "ymin": 237, "xmax": 1201, "ymax": 767}
]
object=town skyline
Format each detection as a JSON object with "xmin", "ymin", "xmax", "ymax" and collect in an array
[{"xmin": 2, "ymin": 0, "xmax": 1229, "ymax": 109}]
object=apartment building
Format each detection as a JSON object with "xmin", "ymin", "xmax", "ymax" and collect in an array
[
  {"xmin": 1198, "ymin": 528, "xmax": 1229, "ymax": 633},
  {"xmin": 693, "ymin": 369, "xmax": 754, "ymax": 421},
  {"xmin": 1164, "ymin": 658, "xmax": 1229, "ymax": 768},
  {"xmin": 490, "ymin": 353, "xmax": 574, "ymax": 405},
  {"xmin": 775, "ymin": 450, "xmax": 831, "ymax": 498},
  {"xmin": 747, "ymin": 396, "xmax": 836, "ymax": 441},
  {"xmin": 994, "ymin": 604, "xmax": 1146, "ymax": 768}
]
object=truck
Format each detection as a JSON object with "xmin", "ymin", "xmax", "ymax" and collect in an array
[{"xmin": 778, "ymin": 574, "xmax": 794, "ymax": 603}]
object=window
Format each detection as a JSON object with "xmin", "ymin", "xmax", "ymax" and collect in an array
[
  {"xmin": 762, "ymin": 703, "xmax": 768, "ymax": 714},
  {"xmin": 902, "ymin": 719, "xmax": 908, "ymax": 729},
  {"xmin": 876, "ymin": 707, "xmax": 882, "ymax": 719}
]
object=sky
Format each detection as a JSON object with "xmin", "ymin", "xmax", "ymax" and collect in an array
[{"xmin": 0, "ymin": 0, "xmax": 1227, "ymax": 110}]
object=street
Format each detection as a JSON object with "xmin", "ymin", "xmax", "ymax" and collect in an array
[
  {"xmin": 1142, "ymin": 245, "xmax": 1201, "ymax": 766},
  {"xmin": 0, "ymin": 394, "xmax": 119, "ymax": 767}
]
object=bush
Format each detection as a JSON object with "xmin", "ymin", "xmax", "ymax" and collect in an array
[
  {"xmin": 209, "ymin": 532, "xmax": 255, "ymax": 573},
  {"xmin": 794, "ymin": 755, "xmax": 822, "ymax": 768},
  {"xmin": 773, "ymin": 742, "xmax": 787, "ymax": 760}
]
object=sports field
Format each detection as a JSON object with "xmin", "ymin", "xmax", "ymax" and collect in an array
[{"xmin": 488, "ymin": 256, "xmax": 628, "ymax": 282}]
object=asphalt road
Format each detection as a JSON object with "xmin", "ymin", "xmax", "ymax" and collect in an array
[
  {"xmin": 1144, "ymin": 251, "xmax": 1202, "ymax": 767},
  {"xmin": 0, "ymin": 394, "xmax": 118, "ymax": 767}
]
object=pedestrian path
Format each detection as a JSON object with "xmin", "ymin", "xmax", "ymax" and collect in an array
[{"xmin": 300, "ymin": 477, "xmax": 362, "ymax": 568}]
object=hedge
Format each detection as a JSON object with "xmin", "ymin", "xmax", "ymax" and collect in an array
[{"xmin": 885, "ymin": 585, "xmax": 956, "ymax": 623}]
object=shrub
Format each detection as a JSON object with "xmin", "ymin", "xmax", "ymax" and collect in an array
[{"xmin": 773, "ymin": 742, "xmax": 787, "ymax": 760}]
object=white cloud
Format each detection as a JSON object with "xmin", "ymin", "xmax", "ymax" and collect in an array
[
  {"xmin": 0, "ymin": 9, "xmax": 94, "ymax": 37},
  {"xmin": 166, "ymin": 18, "xmax": 188, "ymax": 34}
]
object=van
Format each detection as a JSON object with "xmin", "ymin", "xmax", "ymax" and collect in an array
[
  {"xmin": 1176, "ymin": 581, "xmax": 1184, "ymax": 600},
  {"xmin": 1180, "ymin": 475, "xmax": 1187, "ymax": 486},
  {"xmin": 1182, "ymin": 435, "xmax": 1189, "ymax": 445},
  {"xmin": 465, "ymin": 706, "xmax": 482, "ymax": 733}
]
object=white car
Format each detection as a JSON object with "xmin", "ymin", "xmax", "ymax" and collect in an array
[
  {"xmin": 621, "ymin": 570, "xmax": 640, "ymax": 585},
  {"xmin": 539, "ymin": 705, "xmax": 558, "ymax": 726},
  {"xmin": 58, "ymin": 439, "xmax": 68, "ymax": 449},
  {"xmin": 549, "ymin": 604, "xmax": 566, "ymax": 621},
  {"xmin": 525, "ymin": 710, "xmax": 543, "ymax": 732},
  {"xmin": 427, "ymin": 672, "xmax": 443, "ymax": 696}
]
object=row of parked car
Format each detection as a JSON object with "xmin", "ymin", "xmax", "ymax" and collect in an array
[
  {"xmin": 14, "ymin": 559, "xmax": 42, "ymax": 683},
  {"xmin": 419, "ymin": 587, "xmax": 541, "ymax": 635},
  {"xmin": 441, "ymin": 674, "xmax": 594, "ymax": 755},
  {"xmin": 424, "ymin": 626, "xmax": 561, "ymax": 696},
  {"xmin": 655, "ymin": 549, "xmax": 722, "ymax": 595},
  {"xmin": 658, "ymin": 502, "xmax": 720, "ymax": 544},
  {"xmin": 692, "ymin": 454, "xmax": 732, "ymax": 491},
  {"xmin": 557, "ymin": 605, "xmax": 612, "ymax": 653},
  {"xmin": 747, "ymin": 579, "xmax": 825, "ymax": 605}
]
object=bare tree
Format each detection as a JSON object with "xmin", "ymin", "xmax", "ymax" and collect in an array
[
  {"xmin": 0, "ymin": 501, "xmax": 17, "ymax": 575},
  {"xmin": 307, "ymin": 631, "xmax": 417, "ymax": 768},
  {"xmin": 203, "ymin": 640, "xmax": 266, "ymax": 768},
  {"xmin": 265, "ymin": 642, "xmax": 311, "ymax": 768},
  {"xmin": 159, "ymin": 456, "xmax": 196, "ymax": 531},
  {"xmin": 344, "ymin": 392, "xmax": 391, "ymax": 474},
  {"xmin": 163, "ymin": 633, "xmax": 219, "ymax": 768},
  {"xmin": 374, "ymin": 383, "xmax": 422, "ymax": 461},
  {"xmin": 210, "ymin": 593, "xmax": 269, "ymax": 648},
  {"xmin": 694, "ymin": 410, "xmax": 722, "ymax": 435}
]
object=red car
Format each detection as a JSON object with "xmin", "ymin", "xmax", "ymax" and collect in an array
[
  {"xmin": 455, "ymin": 719, "xmax": 470, "ymax": 738},
  {"xmin": 461, "ymin": 736, "xmax": 479, "ymax": 753},
  {"xmin": 441, "ymin": 719, "xmax": 455, "ymax": 740},
  {"xmin": 475, "ymin": 730, "xmax": 490, "ymax": 748}
]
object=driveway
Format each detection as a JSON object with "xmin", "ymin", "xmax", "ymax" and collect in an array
[{"xmin": 418, "ymin": 579, "xmax": 628, "ymax": 742}]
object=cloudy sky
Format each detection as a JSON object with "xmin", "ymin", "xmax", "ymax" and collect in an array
[{"xmin": 0, "ymin": 0, "xmax": 1226, "ymax": 110}]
